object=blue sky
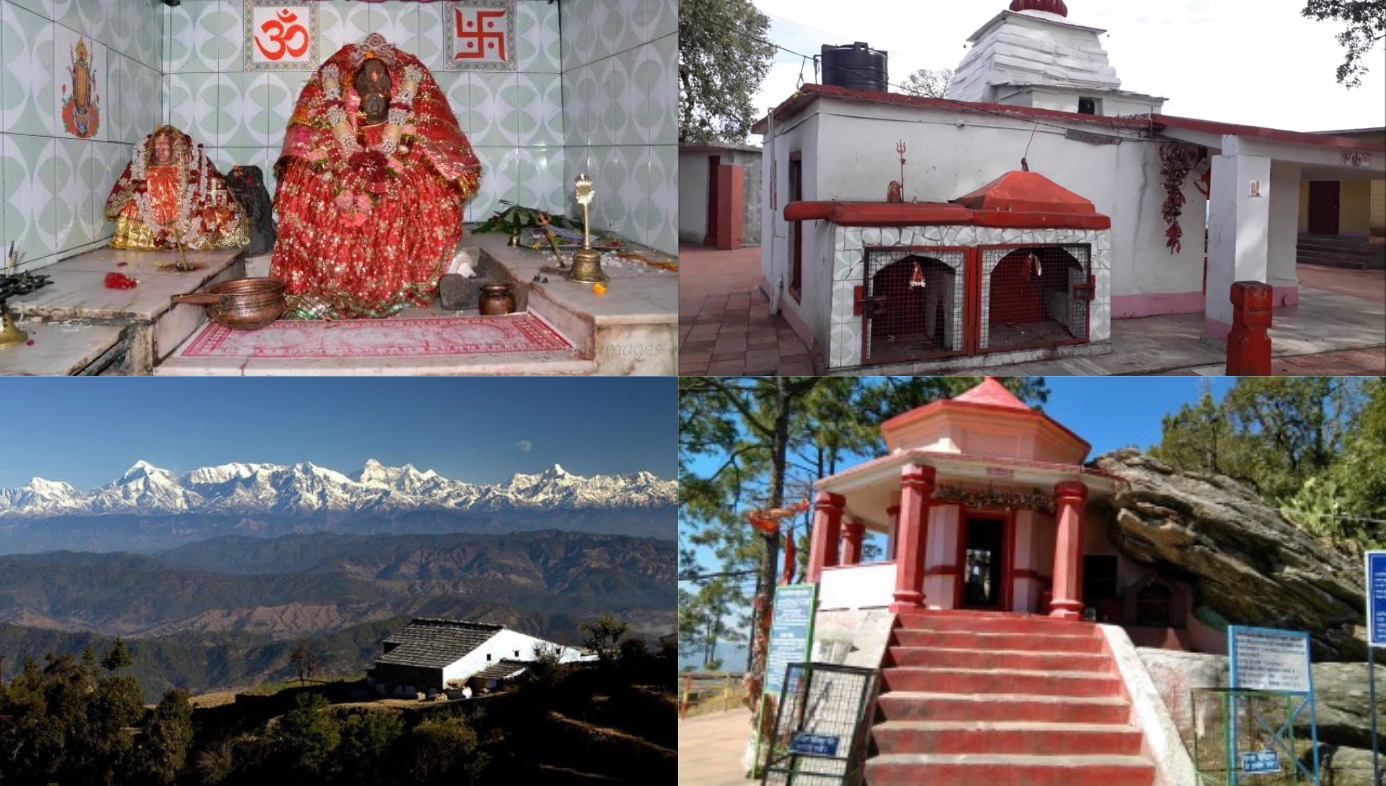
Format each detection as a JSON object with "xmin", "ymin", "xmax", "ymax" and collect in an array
[{"xmin": 0, "ymin": 378, "xmax": 675, "ymax": 491}]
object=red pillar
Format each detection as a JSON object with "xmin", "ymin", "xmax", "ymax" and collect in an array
[
  {"xmin": 890, "ymin": 465, "xmax": 936, "ymax": 614},
  {"xmin": 715, "ymin": 164, "xmax": 745, "ymax": 250},
  {"xmin": 841, "ymin": 522, "xmax": 865, "ymax": 566},
  {"xmin": 1049, "ymin": 481, "xmax": 1089, "ymax": 620},
  {"xmin": 1226, "ymin": 281, "xmax": 1272, "ymax": 376},
  {"xmin": 807, "ymin": 492, "xmax": 845, "ymax": 584},
  {"xmin": 886, "ymin": 504, "xmax": 900, "ymax": 560}
]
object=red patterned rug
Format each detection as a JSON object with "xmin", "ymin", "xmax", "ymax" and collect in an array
[{"xmin": 178, "ymin": 314, "xmax": 573, "ymax": 359}]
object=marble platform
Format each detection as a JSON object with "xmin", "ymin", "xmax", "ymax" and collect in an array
[
  {"xmin": 473, "ymin": 233, "xmax": 678, "ymax": 375},
  {"xmin": 158, "ymin": 235, "xmax": 676, "ymax": 376},
  {"xmin": 5, "ymin": 248, "xmax": 245, "ymax": 375},
  {"xmin": 0, "ymin": 320, "xmax": 125, "ymax": 376}
]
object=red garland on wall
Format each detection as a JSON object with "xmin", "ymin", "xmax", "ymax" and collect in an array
[{"xmin": 1159, "ymin": 142, "xmax": 1198, "ymax": 254}]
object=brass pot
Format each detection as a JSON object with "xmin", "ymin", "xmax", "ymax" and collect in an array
[
  {"xmin": 173, "ymin": 277, "xmax": 285, "ymax": 330},
  {"xmin": 478, "ymin": 283, "xmax": 516, "ymax": 316}
]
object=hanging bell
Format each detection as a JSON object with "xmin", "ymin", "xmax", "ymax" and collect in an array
[{"xmin": 909, "ymin": 259, "xmax": 926, "ymax": 289}]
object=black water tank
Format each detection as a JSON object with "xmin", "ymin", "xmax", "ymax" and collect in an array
[{"xmin": 820, "ymin": 42, "xmax": 889, "ymax": 92}]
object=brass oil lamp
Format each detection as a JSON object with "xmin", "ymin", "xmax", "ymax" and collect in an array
[{"xmin": 567, "ymin": 173, "xmax": 607, "ymax": 284}]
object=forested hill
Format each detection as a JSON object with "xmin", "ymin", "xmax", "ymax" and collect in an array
[{"xmin": 0, "ymin": 530, "xmax": 674, "ymax": 701}]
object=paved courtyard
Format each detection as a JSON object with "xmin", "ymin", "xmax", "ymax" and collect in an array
[
  {"xmin": 678, "ymin": 708, "xmax": 753, "ymax": 786},
  {"xmin": 678, "ymin": 245, "xmax": 1385, "ymax": 376}
]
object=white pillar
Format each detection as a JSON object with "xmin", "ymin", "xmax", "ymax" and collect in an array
[
  {"xmin": 1205, "ymin": 145, "xmax": 1273, "ymax": 346},
  {"xmin": 1267, "ymin": 161, "xmax": 1303, "ymax": 306}
]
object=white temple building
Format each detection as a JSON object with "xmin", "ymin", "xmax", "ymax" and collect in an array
[{"xmin": 755, "ymin": 0, "xmax": 1385, "ymax": 372}]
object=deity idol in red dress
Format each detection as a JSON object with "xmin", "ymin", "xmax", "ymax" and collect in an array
[
  {"xmin": 272, "ymin": 33, "xmax": 482, "ymax": 319},
  {"xmin": 105, "ymin": 125, "xmax": 248, "ymax": 250}
]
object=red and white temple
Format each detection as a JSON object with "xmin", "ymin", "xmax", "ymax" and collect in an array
[
  {"xmin": 805, "ymin": 377, "xmax": 1214, "ymax": 651},
  {"xmin": 792, "ymin": 379, "xmax": 1205, "ymax": 786}
]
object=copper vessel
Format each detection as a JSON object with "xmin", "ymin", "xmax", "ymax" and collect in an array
[
  {"xmin": 172, "ymin": 277, "xmax": 285, "ymax": 330},
  {"xmin": 478, "ymin": 283, "xmax": 516, "ymax": 315}
]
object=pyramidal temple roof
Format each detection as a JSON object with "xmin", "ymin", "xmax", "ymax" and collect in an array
[
  {"xmin": 951, "ymin": 377, "xmax": 1033, "ymax": 410},
  {"xmin": 881, "ymin": 377, "xmax": 1091, "ymax": 462},
  {"xmin": 952, "ymin": 171, "xmax": 1099, "ymax": 215}
]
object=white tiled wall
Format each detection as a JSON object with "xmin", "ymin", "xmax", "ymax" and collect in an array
[
  {"xmin": 561, "ymin": 0, "xmax": 676, "ymax": 255},
  {"xmin": 1, "ymin": 0, "xmax": 163, "ymax": 272},
  {"xmin": 162, "ymin": 0, "xmax": 566, "ymax": 224}
]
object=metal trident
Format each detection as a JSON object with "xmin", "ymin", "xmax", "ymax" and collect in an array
[{"xmin": 897, "ymin": 140, "xmax": 907, "ymax": 200}]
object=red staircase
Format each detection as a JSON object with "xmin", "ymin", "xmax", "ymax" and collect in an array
[{"xmin": 866, "ymin": 612, "xmax": 1156, "ymax": 786}]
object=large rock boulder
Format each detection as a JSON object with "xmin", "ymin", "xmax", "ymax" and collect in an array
[
  {"xmin": 1302, "ymin": 662, "xmax": 1386, "ymax": 751},
  {"xmin": 1307, "ymin": 745, "xmax": 1382, "ymax": 786},
  {"xmin": 1093, "ymin": 449, "xmax": 1367, "ymax": 661}
]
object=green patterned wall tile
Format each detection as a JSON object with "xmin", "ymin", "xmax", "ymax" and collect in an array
[
  {"xmin": 2, "ymin": 3, "xmax": 55, "ymax": 136},
  {"xmin": 1, "ymin": 134, "xmax": 55, "ymax": 263}
]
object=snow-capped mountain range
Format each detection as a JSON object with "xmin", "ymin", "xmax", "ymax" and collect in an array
[{"xmin": 0, "ymin": 459, "xmax": 677, "ymax": 519}]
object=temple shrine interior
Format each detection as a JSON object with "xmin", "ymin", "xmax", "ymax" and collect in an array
[{"xmin": 0, "ymin": 0, "xmax": 677, "ymax": 376}]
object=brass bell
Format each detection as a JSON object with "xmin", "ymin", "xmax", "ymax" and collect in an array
[{"xmin": 568, "ymin": 247, "xmax": 605, "ymax": 284}]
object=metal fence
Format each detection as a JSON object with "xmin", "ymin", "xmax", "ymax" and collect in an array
[
  {"xmin": 679, "ymin": 672, "xmax": 748, "ymax": 719},
  {"xmin": 1191, "ymin": 688, "xmax": 1310, "ymax": 786},
  {"xmin": 979, "ymin": 244, "xmax": 1092, "ymax": 352},
  {"xmin": 862, "ymin": 248, "xmax": 967, "ymax": 364},
  {"xmin": 761, "ymin": 663, "xmax": 879, "ymax": 786}
]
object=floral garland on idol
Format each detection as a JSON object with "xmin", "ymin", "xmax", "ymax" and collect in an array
[{"xmin": 933, "ymin": 485, "xmax": 1056, "ymax": 514}]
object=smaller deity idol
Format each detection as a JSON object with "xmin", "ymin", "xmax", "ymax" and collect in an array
[{"xmin": 105, "ymin": 126, "xmax": 249, "ymax": 251}]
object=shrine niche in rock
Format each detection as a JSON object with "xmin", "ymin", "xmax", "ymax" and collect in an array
[{"xmin": 0, "ymin": 0, "xmax": 678, "ymax": 377}]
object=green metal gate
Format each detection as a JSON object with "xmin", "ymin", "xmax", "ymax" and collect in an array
[{"xmin": 761, "ymin": 663, "xmax": 879, "ymax": 786}]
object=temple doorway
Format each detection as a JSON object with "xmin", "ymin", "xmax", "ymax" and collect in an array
[{"xmin": 960, "ymin": 517, "xmax": 1006, "ymax": 609}]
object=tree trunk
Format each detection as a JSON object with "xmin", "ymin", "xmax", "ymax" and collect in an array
[{"xmin": 751, "ymin": 378, "xmax": 793, "ymax": 689}]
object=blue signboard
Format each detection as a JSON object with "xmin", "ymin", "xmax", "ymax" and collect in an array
[
  {"xmin": 763, "ymin": 583, "xmax": 817, "ymax": 696},
  {"xmin": 1367, "ymin": 551, "xmax": 1386, "ymax": 648},
  {"xmin": 1242, "ymin": 750, "xmax": 1280, "ymax": 775},
  {"xmin": 1226, "ymin": 626, "xmax": 1320, "ymax": 786},
  {"xmin": 788, "ymin": 732, "xmax": 840, "ymax": 758}
]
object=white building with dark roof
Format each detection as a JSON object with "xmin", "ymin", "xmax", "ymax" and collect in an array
[{"xmin": 368, "ymin": 618, "xmax": 591, "ymax": 697}]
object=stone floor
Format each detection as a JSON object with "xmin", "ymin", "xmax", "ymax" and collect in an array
[
  {"xmin": 1154, "ymin": 345, "xmax": 1386, "ymax": 376},
  {"xmin": 677, "ymin": 245, "xmax": 1386, "ymax": 377},
  {"xmin": 678, "ymin": 245, "xmax": 812, "ymax": 375},
  {"xmin": 677, "ymin": 708, "xmax": 753, "ymax": 786}
]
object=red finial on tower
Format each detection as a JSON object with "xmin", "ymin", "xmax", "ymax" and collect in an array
[{"xmin": 1010, "ymin": 0, "xmax": 1069, "ymax": 17}]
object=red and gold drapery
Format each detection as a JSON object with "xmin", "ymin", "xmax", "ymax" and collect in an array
[
  {"xmin": 104, "ymin": 125, "xmax": 248, "ymax": 251},
  {"xmin": 271, "ymin": 34, "xmax": 481, "ymax": 319}
]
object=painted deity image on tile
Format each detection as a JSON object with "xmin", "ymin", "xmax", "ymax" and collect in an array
[{"xmin": 60, "ymin": 36, "xmax": 100, "ymax": 139}]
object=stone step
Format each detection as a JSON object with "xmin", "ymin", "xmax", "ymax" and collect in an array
[
  {"xmin": 892, "ymin": 629, "xmax": 1106, "ymax": 653},
  {"xmin": 1298, "ymin": 233, "xmax": 1384, "ymax": 246},
  {"xmin": 881, "ymin": 667, "xmax": 1122, "ymax": 697},
  {"xmin": 1297, "ymin": 254, "xmax": 1372, "ymax": 270},
  {"xmin": 895, "ymin": 612, "xmax": 1097, "ymax": 636},
  {"xmin": 886, "ymin": 646, "xmax": 1114, "ymax": 673},
  {"xmin": 1296, "ymin": 242, "xmax": 1384, "ymax": 256},
  {"xmin": 875, "ymin": 692, "xmax": 1131, "ymax": 724},
  {"xmin": 864, "ymin": 753, "xmax": 1156, "ymax": 786},
  {"xmin": 1296, "ymin": 248, "xmax": 1384, "ymax": 262},
  {"xmin": 872, "ymin": 720, "xmax": 1144, "ymax": 757}
]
